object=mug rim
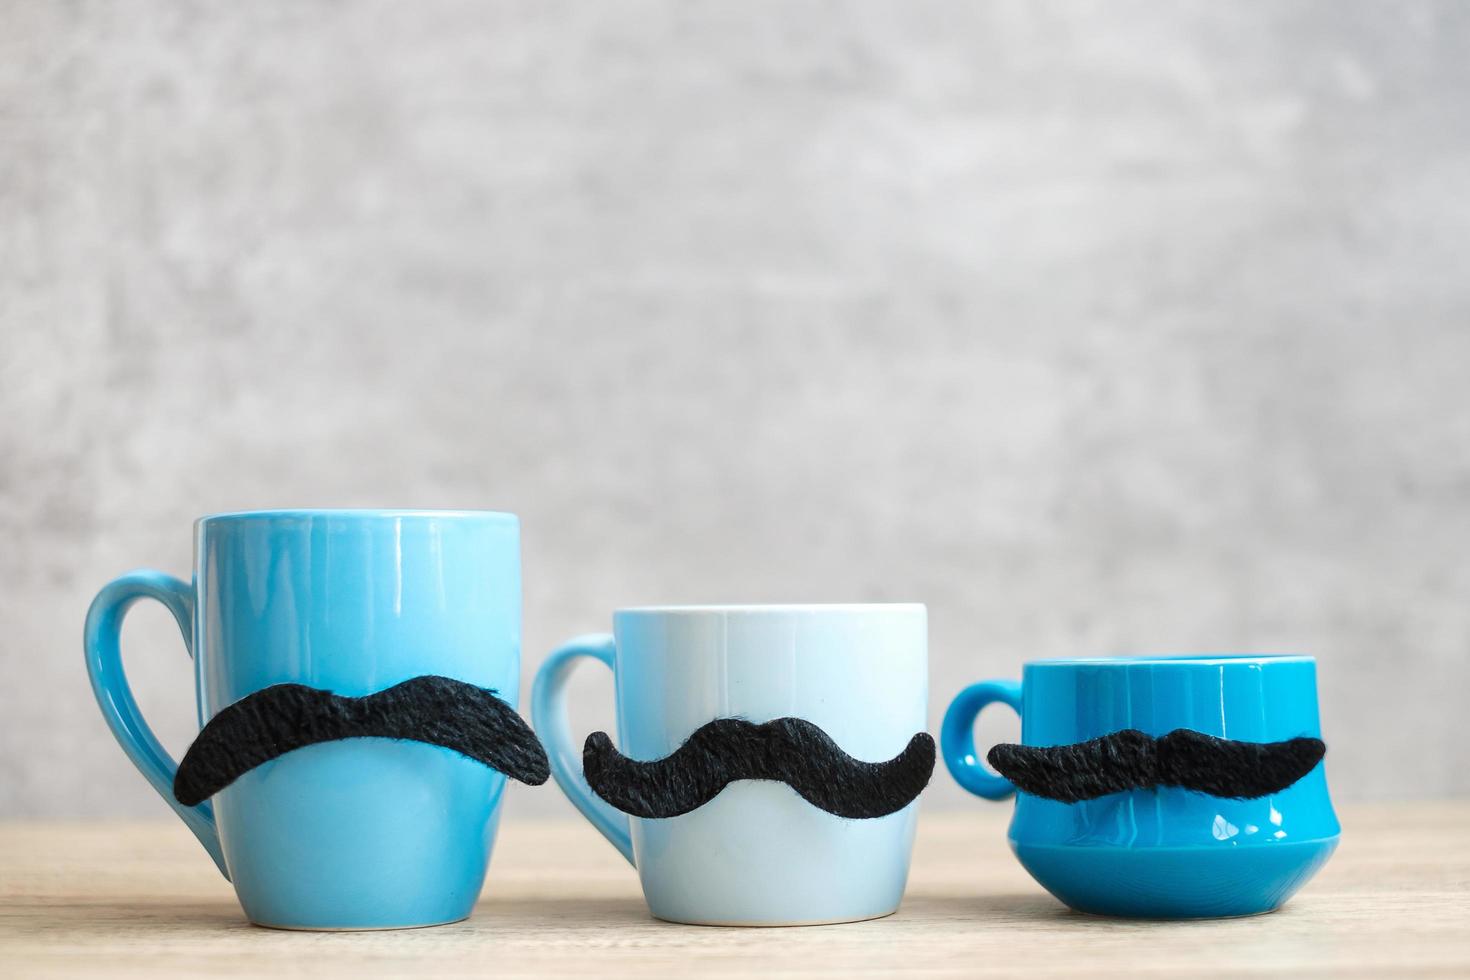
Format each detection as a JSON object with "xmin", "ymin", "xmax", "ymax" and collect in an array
[
  {"xmin": 615, "ymin": 602, "xmax": 925, "ymax": 616},
  {"xmin": 195, "ymin": 508, "xmax": 518, "ymax": 527},
  {"xmin": 1025, "ymin": 653, "xmax": 1313, "ymax": 668}
]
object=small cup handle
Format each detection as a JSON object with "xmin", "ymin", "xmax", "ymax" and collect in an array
[
  {"xmin": 941, "ymin": 679, "xmax": 1024, "ymax": 800},
  {"xmin": 531, "ymin": 634, "xmax": 635, "ymax": 864}
]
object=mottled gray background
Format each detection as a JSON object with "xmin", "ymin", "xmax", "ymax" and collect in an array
[{"xmin": 3, "ymin": 1, "xmax": 1468, "ymax": 824}]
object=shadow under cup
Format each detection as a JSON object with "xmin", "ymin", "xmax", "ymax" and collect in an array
[{"xmin": 946, "ymin": 656, "xmax": 1340, "ymax": 919}]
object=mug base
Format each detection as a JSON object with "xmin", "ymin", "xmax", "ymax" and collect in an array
[
  {"xmin": 1013, "ymin": 836, "xmax": 1340, "ymax": 920},
  {"xmin": 249, "ymin": 914, "xmax": 470, "ymax": 932},
  {"xmin": 650, "ymin": 905, "xmax": 899, "ymax": 928}
]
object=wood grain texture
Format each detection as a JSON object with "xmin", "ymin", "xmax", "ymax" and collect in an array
[{"xmin": 1, "ymin": 804, "xmax": 1466, "ymax": 978}]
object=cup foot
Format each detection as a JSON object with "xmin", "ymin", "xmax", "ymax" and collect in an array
[
  {"xmin": 650, "ymin": 905, "xmax": 900, "ymax": 928},
  {"xmin": 1014, "ymin": 836, "xmax": 1339, "ymax": 919},
  {"xmin": 249, "ymin": 914, "xmax": 470, "ymax": 932}
]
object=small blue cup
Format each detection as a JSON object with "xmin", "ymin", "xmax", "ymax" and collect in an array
[
  {"xmin": 84, "ymin": 509, "xmax": 521, "ymax": 929},
  {"xmin": 942, "ymin": 655, "xmax": 1340, "ymax": 919}
]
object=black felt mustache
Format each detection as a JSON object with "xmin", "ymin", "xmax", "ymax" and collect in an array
[
  {"xmin": 174, "ymin": 675, "xmax": 550, "ymax": 806},
  {"xmin": 583, "ymin": 718, "xmax": 935, "ymax": 820},
  {"xmin": 987, "ymin": 728, "xmax": 1326, "ymax": 803}
]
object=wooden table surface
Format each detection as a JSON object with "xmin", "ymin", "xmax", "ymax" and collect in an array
[{"xmin": 2, "ymin": 803, "xmax": 1466, "ymax": 978}]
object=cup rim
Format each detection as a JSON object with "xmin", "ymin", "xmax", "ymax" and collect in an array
[
  {"xmin": 195, "ymin": 508, "xmax": 518, "ymax": 527},
  {"xmin": 1025, "ymin": 653, "xmax": 1314, "ymax": 668},
  {"xmin": 615, "ymin": 603, "xmax": 926, "ymax": 616}
]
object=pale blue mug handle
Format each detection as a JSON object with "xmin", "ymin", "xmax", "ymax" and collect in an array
[
  {"xmin": 941, "ymin": 679, "xmax": 1024, "ymax": 801},
  {"xmin": 531, "ymin": 633, "xmax": 634, "ymax": 865},
  {"xmin": 83, "ymin": 569, "xmax": 229, "ymax": 879}
]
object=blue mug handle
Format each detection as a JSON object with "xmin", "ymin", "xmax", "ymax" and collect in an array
[
  {"xmin": 941, "ymin": 679, "xmax": 1024, "ymax": 800},
  {"xmin": 83, "ymin": 570, "xmax": 229, "ymax": 878},
  {"xmin": 531, "ymin": 634, "xmax": 634, "ymax": 864}
]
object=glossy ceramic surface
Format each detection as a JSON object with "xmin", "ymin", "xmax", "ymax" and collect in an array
[
  {"xmin": 84, "ymin": 509, "xmax": 521, "ymax": 929},
  {"xmin": 532, "ymin": 604, "xmax": 928, "ymax": 926},
  {"xmin": 942, "ymin": 656, "xmax": 1340, "ymax": 918}
]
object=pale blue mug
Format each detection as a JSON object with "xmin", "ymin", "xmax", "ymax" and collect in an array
[
  {"xmin": 84, "ymin": 509, "xmax": 522, "ymax": 930},
  {"xmin": 532, "ymin": 604, "xmax": 929, "ymax": 926}
]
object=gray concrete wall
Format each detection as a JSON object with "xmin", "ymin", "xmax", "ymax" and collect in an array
[{"xmin": 3, "ymin": 1, "xmax": 1468, "ymax": 823}]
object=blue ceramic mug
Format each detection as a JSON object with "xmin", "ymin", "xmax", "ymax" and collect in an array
[
  {"xmin": 941, "ymin": 655, "xmax": 1340, "ymax": 918},
  {"xmin": 533, "ymin": 604, "xmax": 928, "ymax": 926},
  {"xmin": 83, "ymin": 509, "xmax": 522, "ymax": 930}
]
